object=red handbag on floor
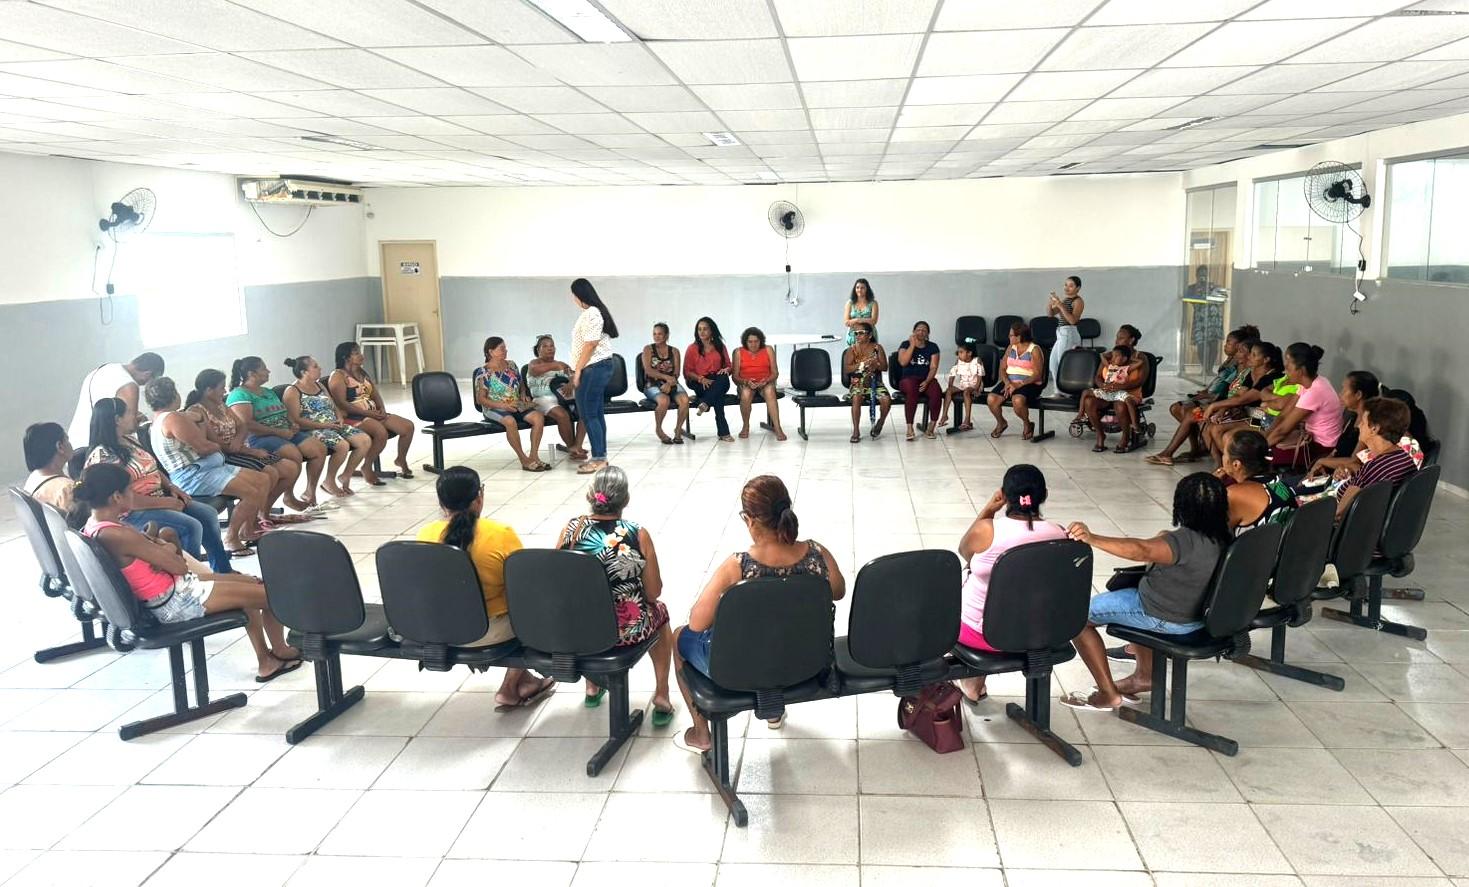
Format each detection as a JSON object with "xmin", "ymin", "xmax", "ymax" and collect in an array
[{"xmin": 898, "ymin": 683, "xmax": 966, "ymax": 754}]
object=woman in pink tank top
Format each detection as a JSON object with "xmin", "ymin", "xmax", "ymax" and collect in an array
[
  {"xmin": 955, "ymin": 464, "xmax": 1067, "ymax": 705},
  {"xmin": 74, "ymin": 463, "xmax": 304, "ymax": 683}
]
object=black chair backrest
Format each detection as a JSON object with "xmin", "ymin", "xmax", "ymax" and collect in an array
[
  {"xmin": 707, "ymin": 576, "xmax": 833, "ymax": 692},
  {"xmin": 272, "ymin": 383, "xmax": 290, "ymax": 401},
  {"xmin": 974, "ymin": 343, "xmax": 1002, "ymax": 385},
  {"xmin": 1140, "ymin": 352, "xmax": 1162, "ymax": 399},
  {"xmin": 135, "ymin": 422, "xmax": 155, "ymax": 457},
  {"xmin": 257, "ymin": 530, "xmax": 368, "ymax": 636},
  {"xmin": 41, "ymin": 501, "xmax": 96, "ymax": 605},
  {"xmin": 791, "ymin": 348, "xmax": 832, "ymax": 395},
  {"xmin": 66, "ymin": 529, "xmax": 145, "ymax": 634},
  {"xmin": 377, "ymin": 541, "xmax": 490, "ymax": 646},
  {"xmin": 606, "ymin": 354, "xmax": 629, "ymax": 400},
  {"xmin": 1029, "ymin": 316, "xmax": 1058, "ymax": 350},
  {"xmin": 412, "ymin": 371, "xmax": 465, "ymax": 424},
  {"xmin": 983, "ymin": 539, "xmax": 1092, "ymax": 651},
  {"xmin": 504, "ymin": 548, "xmax": 620, "ymax": 654},
  {"xmin": 1379, "ymin": 464, "xmax": 1439, "ymax": 561},
  {"xmin": 10, "ymin": 487, "xmax": 64, "ymax": 587},
  {"xmin": 1076, "ymin": 317, "xmax": 1102, "ymax": 343},
  {"xmin": 633, "ymin": 352, "xmax": 649, "ymax": 393},
  {"xmin": 1056, "ymin": 349, "xmax": 1101, "ymax": 397},
  {"xmin": 1203, "ymin": 523, "xmax": 1285, "ymax": 639},
  {"xmin": 992, "ymin": 314, "xmax": 1023, "ymax": 346},
  {"xmin": 1421, "ymin": 438, "xmax": 1440, "ymax": 467},
  {"xmin": 1268, "ymin": 497, "xmax": 1336, "ymax": 608},
  {"xmin": 846, "ymin": 550, "xmax": 960, "ymax": 668},
  {"xmin": 955, "ymin": 315, "xmax": 987, "ymax": 346},
  {"xmin": 1331, "ymin": 482, "xmax": 1392, "ymax": 581}
]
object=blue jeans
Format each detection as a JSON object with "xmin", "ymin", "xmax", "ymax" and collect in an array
[
  {"xmin": 575, "ymin": 357, "xmax": 615, "ymax": 460},
  {"xmin": 1050, "ymin": 324, "xmax": 1082, "ymax": 391},
  {"xmin": 125, "ymin": 499, "xmax": 234, "ymax": 574},
  {"xmin": 1088, "ymin": 588, "xmax": 1202, "ymax": 634},
  {"xmin": 690, "ymin": 375, "xmax": 731, "ymax": 437}
]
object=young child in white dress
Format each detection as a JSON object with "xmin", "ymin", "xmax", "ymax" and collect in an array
[{"xmin": 938, "ymin": 341, "xmax": 985, "ymax": 431}]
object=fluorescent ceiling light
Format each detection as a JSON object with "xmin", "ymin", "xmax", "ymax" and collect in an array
[{"xmin": 526, "ymin": 0, "xmax": 633, "ymax": 43}]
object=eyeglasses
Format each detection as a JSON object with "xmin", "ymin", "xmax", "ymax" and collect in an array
[{"xmin": 854, "ymin": 331, "xmax": 870, "ymax": 337}]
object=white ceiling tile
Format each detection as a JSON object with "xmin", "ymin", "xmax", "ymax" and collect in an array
[
  {"xmin": 1047, "ymin": 118, "xmax": 1138, "ymax": 134},
  {"xmin": 185, "ymin": 118, "xmax": 310, "ymax": 136},
  {"xmin": 0, "ymin": 71, "xmax": 105, "ymax": 98},
  {"xmin": 658, "ymin": 131, "xmax": 715, "ymax": 146},
  {"xmin": 1163, "ymin": 93, "xmax": 1289, "ymax": 116},
  {"xmin": 734, "ymin": 130, "xmax": 813, "ymax": 144},
  {"xmin": 1247, "ymin": 92, "xmax": 1367, "ymax": 115},
  {"xmin": 1242, "ymin": 0, "xmax": 1412, "ymax": 18},
  {"xmin": 623, "ymin": 110, "xmax": 724, "ymax": 130},
  {"xmin": 229, "ymin": 0, "xmax": 482, "ymax": 46},
  {"xmin": 532, "ymin": 113, "xmax": 643, "ymax": 134},
  {"xmin": 1008, "ymin": 70, "xmax": 1142, "ymax": 101},
  {"xmin": 802, "ymin": 79, "xmax": 909, "ymax": 107},
  {"xmin": 906, "ymin": 74, "xmax": 1025, "ymax": 104},
  {"xmin": 585, "ymin": 132, "xmax": 666, "ymax": 148},
  {"xmin": 259, "ymin": 116, "xmax": 395, "ymax": 136},
  {"xmin": 1023, "ymin": 133, "xmax": 1096, "ymax": 150},
  {"xmin": 1317, "ymin": 59, "xmax": 1469, "ymax": 91},
  {"xmin": 1044, "ymin": 23, "xmax": 1216, "ymax": 71},
  {"xmin": 690, "ymin": 83, "xmax": 802, "ymax": 110},
  {"xmin": 511, "ymin": 44, "xmax": 676, "ymax": 87},
  {"xmin": 716, "ymin": 108, "xmax": 809, "ymax": 129},
  {"xmin": 354, "ymin": 134, "xmax": 463, "ymax": 149},
  {"xmin": 469, "ymin": 87, "xmax": 606, "ymax": 114},
  {"xmin": 0, "ymin": 59, "xmax": 201, "ymax": 94},
  {"xmin": 1293, "ymin": 16, "xmax": 1469, "ymax": 64},
  {"xmin": 1212, "ymin": 62, "xmax": 1379, "ymax": 94},
  {"xmin": 423, "ymin": 133, "xmax": 518, "ymax": 150},
  {"xmin": 821, "ymin": 142, "xmax": 884, "ymax": 154},
  {"xmin": 0, "ymin": 97, "xmax": 111, "ymax": 120},
  {"xmin": 1333, "ymin": 89, "xmax": 1465, "ymax": 113},
  {"xmin": 814, "ymin": 127, "xmax": 891, "ymax": 142},
  {"xmin": 598, "ymin": 0, "xmax": 777, "ymax": 39},
  {"xmin": 1419, "ymin": 71, "xmax": 1469, "ymax": 89},
  {"xmin": 241, "ymin": 49, "xmax": 442, "ymax": 88},
  {"xmin": 807, "ymin": 107, "xmax": 897, "ymax": 128},
  {"xmin": 357, "ymin": 89, "xmax": 510, "ymax": 115},
  {"xmin": 936, "ymin": 0, "xmax": 1100, "ymax": 30},
  {"xmin": 112, "ymin": 54, "xmax": 331, "ymax": 91},
  {"xmin": 773, "ymin": 0, "xmax": 937, "ymax": 36},
  {"xmin": 0, "ymin": 4, "xmax": 199, "ymax": 56},
  {"xmin": 919, "ymin": 30, "xmax": 1067, "ymax": 77},
  {"xmin": 442, "ymin": 115, "xmax": 557, "ymax": 135},
  {"xmin": 895, "ymin": 103, "xmax": 992, "ymax": 126},
  {"xmin": 1160, "ymin": 19, "xmax": 1369, "ymax": 67},
  {"xmin": 412, "ymin": 0, "xmax": 576, "ymax": 43},
  {"xmin": 789, "ymin": 35, "xmax": 925, "ymax": 81},
  {"xmin": 889, "ymin": 125, "xmax": 967, "ymax": 141},
  {"xmin": 1415, "ymin": 35, "xmax": 1469, "ymax": 60},
  {"xmin": 254, "ymin": 90, "xmax": 408, "ymax": 117},
  {"xmin": 1110, "ymin": 66, "xmax": 1257, "ymax": 97},
  {"xmin": 966, "ymin": 122, "xmax": 1053, "ymax": 140},
  {"xmin": 151, "ymin": 92, "xmax": 315, "ymax": 117},
  {"xmin": 1071, "ymin": 96, "xmax": 1185, "ymax": 119},
  {"xmin": 650, "ymin": 40, "xmax": 792, "ymax": 84},
  {"xmin": 377, "ymin": 46, "xmax": 558, "ymax": 87},
  {"xmin": 580, "ymin": 86, "xmax": 703, "ymax": 113},
  {"xmin": 348, "ymin": 116, "xmax": 475, "ymax": 135},
  {"xmin": 503, "ymin": 134, "xmax": 594, "ymax": 149},
  {"xmin": 985, "ymin": 99, "xmax": 1091, "ymax": 123},
  {"xmin": 1087, "ymin": 0, "xmax": 1259, "ymax": 24},
  {"xmin": 0, "ymin": 40, "xmax": 70, "ymax": 63}
]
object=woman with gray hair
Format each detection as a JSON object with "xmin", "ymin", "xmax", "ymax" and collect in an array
[{"xmin": 556, "ymin": 465, "xmax": 675, "ymax": 727}]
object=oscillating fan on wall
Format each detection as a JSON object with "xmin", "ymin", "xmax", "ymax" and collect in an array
[
  {"xmin": 95, "ymin": 187, "xmax": 158, "ymax": 308},
  {"xmin": 1303, "ymin": 162, "xmax": 1372, "ymax": 314},
  {"xmin": 767, "ymin": 200, "xmax": 804, "ymax": 306}
]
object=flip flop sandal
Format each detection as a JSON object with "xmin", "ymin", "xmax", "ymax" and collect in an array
[
  {"xmin": 583, "ymin": 687, "xmax": 607, "ymax": 708},
  {"xmin": 495, "ymin": 678, "xmax": 557, "ymax": 712},
  {"xmin": 658, "ymin": 435, "xmax": 674, "ymax": 445},
  {"xmin": 255, "ymin": 657, "xmax": 303, "ymax": 684},
  {"xmin": 1059, "ymin": 689, "xmax": 1119, "ymax": 712},
  {"xmin": 1022, "ymin": 424, "xmax": 1035, "ymax": 441},
  {"xmin": 990, "ymin": 423, "xmax": 1008, "ymax": 439},
  {"xmin": 1092, "ymin": 445, "xmax": 1108, "ymax": 453},
  {"xmin": 396, "ymin": 468, "xmax": 415, "ymax": 479},
  {"xmin": 960, "ymin": 689, "xmax": 988, "ymax": 709},
  {"xmin": 672, "ymin": 436, "xmax": 684, "ymax": 445},
  {"xmin": 906, "ymin": 429, "xmax": 916, "ymax": 441},
  {"xmin": 672, "ymin": 730, "xmax": 709, "ymax": 756},
  {"xmin": 521, "ymin": 463, "xmax": 543, "ymax": 473},
  {"xmin": 851, "ymin": 433, "xmax": 862, "ymax": 443},
  {"xmin": 650, "ymin": 705, "xmax": 675, "ymax": 728},
  {"xmin": 577, "ymin": 461, "xmax": 604, "ymax": 474},
  {"xmin": 925, "ymin": 429, "xmax": 937, "ymax": 440},
  {"xmin": 1113, "ymin": 445, "xmax": 1130, "ymax": 454},
  {"xmin": 272, "ymin": 650, "xmax": 302, "ymax": 664},
  {"xmin": 1144, "ymin": 454, "xmax": 1174, "ymax": 466},
  {"xmin": 960, "ymin": 422, "xmax": 974, "ymax": 431},
  {"xmin": 871, "ymin": 419, "xmax": 885, "ymax": 438},
  {"xmin": 1106, "ymin": 645, "xmax": 1135, "ymax": 662},
  {"xmin": 225, "ymin": 547, "xmax": 257, "ymax": 559}
]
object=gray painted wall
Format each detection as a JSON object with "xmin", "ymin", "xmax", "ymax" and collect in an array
[
  {"xmin": 1, "ymin": 277, "xmax": 380, "ymax": 481},
  {"xmin": 439, "ymin": 266, "xmax": 1186, "ymax": 383},
  {"xmin": 1232, "ymin": 270, "xmax": 1466, "ymax": 490}
]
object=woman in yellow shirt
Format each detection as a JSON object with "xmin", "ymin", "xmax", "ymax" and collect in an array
[{"xmin": 417, "ymin": 466, "xmax": 555, "ymax": 711}]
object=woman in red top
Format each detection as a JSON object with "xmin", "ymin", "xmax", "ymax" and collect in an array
[
  {"xmin": 732, "ymin": 326, "xmax": 786, "ymax": 441},
  {"xmin": 684, "ymin": 317, "xmax": 735, "ymax": 442}
]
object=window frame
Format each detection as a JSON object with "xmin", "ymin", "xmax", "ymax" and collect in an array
[{"xmin": 1251, "ymin": 166, "xmax": 1360, "ymax": 277}]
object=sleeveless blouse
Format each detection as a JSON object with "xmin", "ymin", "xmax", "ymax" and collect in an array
[
  {"xmin": 474, "ymin": 362, "xmax": 522, "ymax": 405},
  {"xmin": 83, "ymin": 520, "xmax": 173, "ymax": 601},
  {"xmin": 738, "ymin": 541, "xmax": 829, "ymax": 581},
  {"xmin": 740, "ymin": 347, "xmax": 773, "ymax": 382},
  {"xmin": 151, "ymin": 411, "xmax": 204, "ymax": 473},
  {"xmin": 1005, "ymin": 344, "xmax": 1041, "ymax": 383},
  {"xmin": 846, "ymin": 300, "xmax": 876, "ymax": 345},
  {"xmin": 648, "ymin": 345, "xmax": 676, "ymax": 377},
  {"xmin": 559, "ymin": 516, "xmax": 666, "ymax": 646},
  {"xmin": 188, "ymin": 403, "xmax": 242, "ymax": 447},
  {"xmin": 1056, "ymin": 295, "xmax": 1080, "ymax": 326},
  {"xmin": 1235, "ymin": 474, "xmax": 1296, "ymax": 536},
  {"xmin": 962, "ymin": 517, "xmax": 1068, "ymax": 651}
]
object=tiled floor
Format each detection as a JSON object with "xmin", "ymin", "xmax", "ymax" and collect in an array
[{"xmin": 3, "ymin": 376, "xmax": 1469, "ymax": 886}]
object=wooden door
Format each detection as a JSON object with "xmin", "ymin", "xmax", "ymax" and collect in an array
[{"xmin": 379, "ymin": 241, "xmax": 444, "ymax": 373}]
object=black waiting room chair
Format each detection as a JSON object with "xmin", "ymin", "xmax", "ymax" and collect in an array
[
  {"xmin": 633, "ymin": 355, "xmax": 695, "ymax": 439},
  {"xmin": 679, "ymin": 575, "xmax": 836, "ymax": 827},
  {"xmin": 1029, "ymin": 348, "xmax": 1101, "ymax": 443},
  {"xmin": 992, "ymin": 314, "xmax": 1023, "ymax": 346},
  {"xmin": 258, "ymin": 530, "xmax": 393, "ymax": 743},
  {"xmin": 505, "ymin": 548, "xmax": 660, "ymax": 777},
  {"xmin": 836, "ymin": 550, "xmax": 962, "ymax": 698},
  {"xmin": 377, "ymin": 541, "xmax": 523, "ymax": 670},
  {"xmin": 10, "ymin": 487, "xmax": 113, "ymax": 661},
  {"xmin": 1233, "ymin": 498, "xmax": 1343, "ymax": 690},
  {"xmin": 1028, "ymin": 316, "xmax": 1058, "ymax": 354},
  {"xmin": 602, "ymin": 354, "xmax": 644, "ymax": 415},
  {"xmin": 39, "ymin": 498, "xmax": 137, "ymax": 655},
  {"xmin": 949, "ymin": 539, "xmax": 1092, "ymax": 765},
  {"xmin": 790, "ymin": 347, "xmax": 843, "ymax": 440},
  {"xmin": 65, "ymin": 529, "xmax": 248, "ymax": 740},
  {"xmin": 1312, "ymin": 481, "xmax": 1392, "ymax": 635},
  {"xmin": 954, "ymin": 315, "xmax": 987, "ymax": 346},
  {"xmin": 1105, "ymin": 522, "xmax": 1284, "ymax": 756},
  {"xmin": 1076, "ymin": 317, "xmax": 1102, "ymax": 347},
  {"xmin": 412, "ymin": 371, "xmax": 497, "ymax": 476},
  {"xmin": 1321, "ymin": 466, "xmax": 1441, "ymax": 642}
]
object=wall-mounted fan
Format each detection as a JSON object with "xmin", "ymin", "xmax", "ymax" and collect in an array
[
  {"xmin": 98, "ymin": 187, "xmax": 157, "ymax": 241},
  {"xmin": 1303, "ymin": 162, "xmax": 1372, "ymax": 314},
  {"xmin": 767, "ymin": 201, "xmax": 804, "ymax": 305}
]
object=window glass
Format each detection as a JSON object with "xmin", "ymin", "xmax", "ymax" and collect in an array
[
  {"xmin": 117, "ymin": 233, "xmax": 247, "ymax": 348},
  {"xmin": 1253, "ymin": 172, "xmax": 1353, "ymax": 276}
]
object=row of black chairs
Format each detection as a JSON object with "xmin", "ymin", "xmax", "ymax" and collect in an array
[{"xmin": 956, "ymin": 314, "xmax": 1102, "ymax": 351}]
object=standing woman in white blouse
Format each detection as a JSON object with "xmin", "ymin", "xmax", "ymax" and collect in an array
[{"xmin": 569, "ymin": 278, "xmax": 620, "ymax": 475}]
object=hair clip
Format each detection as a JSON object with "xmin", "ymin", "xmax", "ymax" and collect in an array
[
  {"xmin": 593, "ymin": 492, "xmax": 608, "ymax": 505},
  {"xmin": 1018, "ymin": 494, "xmax": 1033, "ymax": 507}
]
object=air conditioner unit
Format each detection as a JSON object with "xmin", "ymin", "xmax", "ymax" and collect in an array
[{"xmin": 239, "ymin": 177, "xmax": 362, "ymax": 206}]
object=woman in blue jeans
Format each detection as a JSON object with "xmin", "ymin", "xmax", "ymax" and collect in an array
[
  {"xmin": 1060, "ymin": 473, "xmax": 1231, "ymax": 712},
  {"xmin": 568, "ymin": 278, "xmax": 620, "ymax": 474},
  {"xmin": 80, "ymin": 397, "xmax": 235, "ymax": 574}
]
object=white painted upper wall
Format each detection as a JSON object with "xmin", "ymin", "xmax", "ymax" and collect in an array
[
  {"xmin": 0, "ymin": 152, "xmax": 367, "ymax": 306},
  {"xmin": 1182, "ymin": 109, "xmax": 1469, "ymax": 277},
  {"xmin": 362, "ymin": 173, "xmax": 1185, "ymax": 278}
]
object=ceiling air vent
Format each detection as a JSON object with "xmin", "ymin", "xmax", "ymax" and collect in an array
[
  {"xmin": 1249, "ymin": 143, "xmax": 1311, "ymax": 151},
  {"xmin": 1057, "ymin": 162, "xmax": 1082, "ymax": 170},
  {"xmin": 703, "ymin": 131, "xmax": 741, "ymax": 147},
  {"xmin": 1388, "ymin": 6, "xmax": 1468, "ymax": 15},
  {"xmin": 1164, "ymin": 116, "xmax": 1218, "ymax": 131}
]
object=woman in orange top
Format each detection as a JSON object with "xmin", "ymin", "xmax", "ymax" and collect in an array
[{"xmin": 731, "ymin": 326, "xmax": 786, "ymax": 441}]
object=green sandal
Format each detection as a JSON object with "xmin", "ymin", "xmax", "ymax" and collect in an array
[
  {"xmin": 651, "ymin": 705, "xmax": 675, "ymax": 728},
  {"xmin": 584, "ymin": 687, "xmax": 607, "ymax": 708}
]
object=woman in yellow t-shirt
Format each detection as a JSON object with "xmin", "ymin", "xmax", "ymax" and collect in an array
[{"xmin": 417, "ymin": 466, "xmax": 555, "ymax": 711}]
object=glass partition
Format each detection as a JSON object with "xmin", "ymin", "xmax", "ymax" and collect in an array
[{"xmin": 1181, "ymin": 185, "xmax": 1235, "ymax": 381}]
